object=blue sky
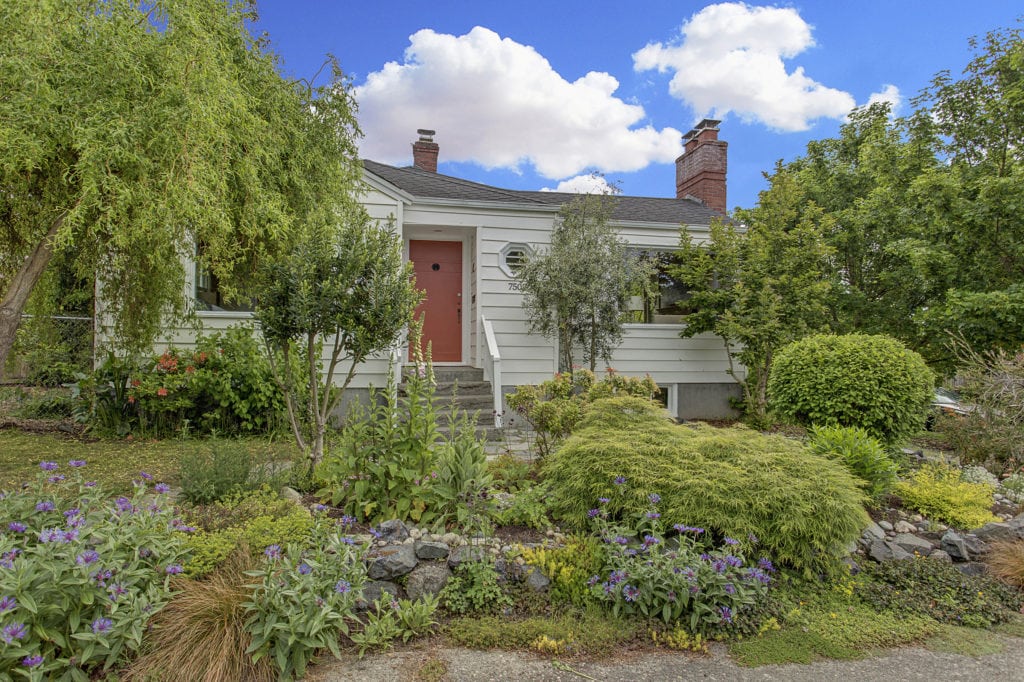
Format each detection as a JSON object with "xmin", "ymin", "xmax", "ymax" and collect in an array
[{"xmin": 254, "ymin": 1, "xmax": 1021, "ymax": 211}]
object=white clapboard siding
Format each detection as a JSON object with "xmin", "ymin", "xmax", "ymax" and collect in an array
[{"xmin": 608, "ymin": 326, "xmax": 735, "ymax": 384}]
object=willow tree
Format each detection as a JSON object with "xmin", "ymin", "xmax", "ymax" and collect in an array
[{"xmin": 0, "ymin": 0, "xmax": 361, "ymax": 377}]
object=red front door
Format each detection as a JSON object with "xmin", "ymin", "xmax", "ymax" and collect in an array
[{"xmin": 409, "ymin": 240, "xmax": 462, "ymax": 362}]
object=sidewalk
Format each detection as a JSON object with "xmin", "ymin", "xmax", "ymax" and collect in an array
[{"xmin": 307, "ymin": 637, "xmax": 1024, "ymax": 681}]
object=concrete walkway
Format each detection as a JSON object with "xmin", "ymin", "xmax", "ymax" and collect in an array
[{"xmin": 307, "ymin": 637, "xmax": 1024, "ymax": 681}]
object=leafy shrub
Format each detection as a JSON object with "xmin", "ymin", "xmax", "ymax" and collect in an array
[
  {"xmin": 242, "ymin": 524, "xmax": 368, "ymax": 679},
  {"xmin": 181, "ymin": 489, "xmax": 315, "ymax": 578},
  {"xmin": 73, "ymin": 352, "xmax": 137, "ymax": 435},
  {"xmin": 124, "ymin": 550, "xmax": 274, "ymax": 682},
  {"xmin": 178, "ymin": 439, "xmax": 291, "ymax": 505},
  {"xmin": 439, "ymin": 560, "xmax": 512, "ymax": 615},
  {"xmin": 587, "ymin": 495, "xmax": 774, "ymax": 635},
  {"xmin": 487, "ymin": 454, "xmax": 535, "ymax": 492},
  {"xmin": 348, "ymin": 594, "xmax": 439, "ymax": 656},
  {"xmin": 520, "ymin": 537, "xmax": 603, "ymax": 607},
  {"xmin": 941, "ymin": 345, "xmax": 1024, "ymax": 472},
  {"xmin": 984, "ymin": 540, "xmax": 1024, "ymax": 588},
  {"xmin": 507, "ymin": 369, "xmax": 659, "ymax": 457},
  {"xmin": 893, "ymin": 464, "xmax": 997, "ymax": 529},
  {"xmin": 542, "ymin": 397, "xmax": 869, "ymax": 576},
  {"xmin": 1000, "ymin": 473, "xmax": 1024, "ymax": 504},
  {"xmin": 859, "ymin": 557, "xmax": 1023, "ymax": 627},
  {"xmin": 424, "ymin": 410, "xmax": 495, "ymax": 533},
  {"xmin": 808, "ymin": 425, "xmax": 898, "ymax": 500},
  {"xmin": 0, "ymin": 462, "xmax": 190, "ymax": 678},
  {"xmin": 7, "ymin": 388, "xmax": 75, "ymax": 420},
  {"xmin": 315, "ymin": 367, "xmax": 439, "ymax": 524},
  {"xmin": 768, "ymin": 334, "xmax": 934, "ymax": 445},
  {"xmin": 494, "ymin": 481, "xmax": 553, "ymax": 531}
]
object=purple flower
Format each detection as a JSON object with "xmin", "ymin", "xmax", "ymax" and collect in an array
[
  {"xmin": 69, "ymin": 459, "xmax": 86, "ymax": 468},
  {"xmin": 712, "ymin": 559, "xmax": 727, "ymax": 574},
  {"xmin": 642, "ymin": 535, "xmax": 659, "ymax": 549},
  {"xmin": 171, "ymin": 519, "xmax": 196, "ymax": 533},
  {"xmin": 667, "ymin": 590, "xmax": 677, "ymax": 602},
  {"xmin": 613, "ymin": 476, "xmax": 627, "ymax": 486},
  {"xmin": 92, "ymin": 569, "xmax": 113, "ymax": 586},
  {"xmin": 76, "ymin": 550, "xmax": 100, "ymax": 565},
  {"xmin": 84, "ymin": 481, "xmax": 97, "ymax": 488},
  {"xmin": 746, "ymin": 568, "xmax": 772, "ymax": 585},
  {"xmin": 165, "ymin": 564, "xmax": 183, "ymax": 575},
  {"xmin": 39, "ymin": 461, "xmax": 58, "ymax": 471},
  {"xmin": 598, "ymin": 497, "xmax": 610, "ymax": 505},
  {"xmin": 724, "ymin": 583, "xmax": 736, "ymax": 594},
  {"xmin": 646, "ymin": 511, "xmax": 661, "ymax": 520},
  {"xmin": 609, "ymin": 570, "xmax": 627, "ymax": 585},
  {"xmin": 264, "ymin": 545, "xmax": 282, "ymax": 559},
  {"xmin": 108, "ymin": 583, "xmax": 128, "ymax": 599},
  {"xmin": 298, "ymin": 563, "xmax": 312, "ymax": 575},
  {"xmin": 114, "ymin": 497, "xmax": 134, "ymax": 513},
  {"xmin": 7, "ymin": 522, "xmax": 26, "ymax": 533},
  {"xmin": 748, "ymin": 533, "xmax": 759, "ymax": 545},
  {"xmin": 340, "ymin": 536, "xmax": 356, "ymax": 545},
  {"xmin": 61, "ymin": 529, "xmax": 79, "ymax": 543},
  {"xmin": 368, "ymin": 527, "xmax": 382, "ymax": 539},
  {"xmin": 622, "ymin": 585, "xmax": 639, "ymax": 602},
  {"xmin": 334, "ymin": 580, "xmax": 351, "ymax": 594},
  {"xmin": 339, "ymin": 515, "xmax": 356, "ymax": 528},
  {"xmin": 139, "ymin": 471, "xmax": 153, "ymax": 481},
  {"xmin": 587, "ymin": 575, "xmax": 600, "ymax": 587},
  {"xmin": 613, "ymin": 535, "xmax": 629, "ymax": 545},
  {"xmin": 38, "ymin": 528, "xmax": 61, "ymax": 543},
  {"xmin": 674, "ymin": 524, "xmax": 705, "ymax": 534},
  {"xmin": 758, "ymin": 557, "xmax": 775, "ymax": 573},
  {"xmin": 648, "ymin": 493, "xmax": 661, "ymax": 504},
  {"xmin": 719, "ymin": 606, "xmax": 733, "ymax": 623},
  {"xmin": 63, "ymin": 508, "xmax": 80, "ymax": 519},
  {"xmin": 48, "ymin": 474, "xmax": 65, "ymax": 483},
  {"xmin": 0, "ymin": 595, "xmax": 16, "ymax": 612},
  {"xmin": 22, "ymin": 654, "xmax": 43, "ymax": 668},
  {"xmin": 587, "ymin": 508, "xmax": 601, "ymax": 518},
  {"xmin": 92, "ymin": 617, "xmax": 113, "ymax": 634},
  {"xmin": 139, "ymin": 548, "xmax": 152, "ymax": 558},
  {"xmin": 35, "ymin": 501, "xmax": 55, "ymax": 512},
  {"xmin": 2, "ymin": 622, "xmax": 28, "ymax": 644},
  {"xmin": 725, "ymin": 555, "xmax": 743, "ymax": 567},
  {"xmin": 723, "ymin": 537, "xmax": 739, "ymax": 546},
  {"xmin": 313, "ymin": 504, "xmax": 328, "ymax": 513},
  {"xmin": 154, "ymin": 483, "xmax": 170, "ymax": 494}
]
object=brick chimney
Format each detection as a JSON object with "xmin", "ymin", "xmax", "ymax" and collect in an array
[
  {"xmin": 675, "ymin": 119, "xmax": 727, "ymax": 214},
  {"xmin": 412, "ymin": 129, "xmax": 439, "ymax": 172}
]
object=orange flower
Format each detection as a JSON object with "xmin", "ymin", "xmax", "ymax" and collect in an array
[
  {"xmin": 127, "ymin": 395, "xmax": 136, "ymax": 404},
  {"xmin": 185, "ymin": 366, "xmax": 195, "ymax": 374},
  {"xmin": 156, "ymin": 387, "xmax": 168, "ymax": 397}
]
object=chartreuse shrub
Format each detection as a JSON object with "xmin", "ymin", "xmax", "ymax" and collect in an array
[
  {"xmin": 768, "ymin": 334, "xmax": 934, "ymax": 445},
  {"xmin": 894, "ymin": 464, "xmax": 997, "ymax": 529},
  {"xmin": 520, "ymin": 536, "xmax": 604, "ymax": 607},
  {"xmin": 0, "ymin": 461, "xmax": 190, "ymax": 678},
  {"xmin": 445, "ymin": 608, "xmax": 640, "ymax": 653},
  {"xmin": 180, "ymin": 488, "xmax": 315, "ymax": 578},
  {"xmin": 808, "ymin": 425, "xmax": 898, "ymax": 501},
  {"xmin": 542, "ymin": 397, "xmax": 869, "ymax": 576},
  {"xmin": 507, "ymin": 369, "xmax": 659, "ymax": 457}
]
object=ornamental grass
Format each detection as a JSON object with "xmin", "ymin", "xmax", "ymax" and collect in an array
[
  {"xmin": 985, "ymin": 540, "xmax": 1024, "ymax": 588},
  {"xmin": 541, "ymin": 397, "xmax": 870, "ymax": 577},
  {"xmin": 124, "ymin": 548, "xmax": 274, "ymax": 682}
]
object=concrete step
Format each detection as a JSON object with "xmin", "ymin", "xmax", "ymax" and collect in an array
[
  {"xmin": 399, "ymin": 380, "xmax": 492, "ymax": 397},
  {"xmin": 403, "ymin": 365, "xmax": 484, "ymax": 384}
]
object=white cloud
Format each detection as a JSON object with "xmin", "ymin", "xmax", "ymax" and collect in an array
[
  {"xmin": 540, "ymin": 174, "xmax": 617, "ymax": 194},
  {"xmin": 865, "ymin": 84, "xmax": 901, "ymax": 114},
  {"xmin": 354, "ymin": 27, "xmax": 683, "ymax": 179},
  {"xmin": 633, "ymin": 2, "xmax": 857, "ymax": 132}
]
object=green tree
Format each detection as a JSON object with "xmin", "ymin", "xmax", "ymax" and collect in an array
[
  {"xmin": 255, "ymin": 215, "xmax": 421, "ymax": 467},
  {"xmin": 0, "ymin": 0, "xmax": 361, "ymax": 378},
  {"xmin": 672, "ymin": 167, "xmax": 833, "ymax": 424},
  {"xmin": 513, "ymin": 194, "xmax": 649, "ymax": 372}
]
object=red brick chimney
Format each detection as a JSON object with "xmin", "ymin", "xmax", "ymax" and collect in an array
[
  {"xmin": 675, "ymin": 119, "xmax": 727, "ymax": 214},
  {"xmin": 412, "ymin": 129, "xmax": 438, "ymax": 172}
]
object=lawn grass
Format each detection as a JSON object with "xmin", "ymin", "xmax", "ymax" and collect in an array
[{"xmin": 0, "ymin": 430, "xmax": 298, "ymax": 494}]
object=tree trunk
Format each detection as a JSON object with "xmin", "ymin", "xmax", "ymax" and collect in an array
[{"xmin": 0, "ymin": 214, "xmax": 67, "ymax": 381}]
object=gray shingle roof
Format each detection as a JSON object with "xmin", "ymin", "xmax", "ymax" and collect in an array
[{"xmin": 362, "ymin": 160, "xmax": 723, "ymax": 225}]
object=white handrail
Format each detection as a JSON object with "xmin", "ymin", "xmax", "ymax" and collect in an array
[{"xmin": 481, "ymin": 315, "xmax": 503, "ymax": 428}]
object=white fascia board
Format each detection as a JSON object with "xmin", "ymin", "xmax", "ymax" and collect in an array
[
  {"xmin": 360, "ymin": 170, "xmax": 414, "ymax": 205},
  {"xmin": 412, "ymin": 196, "xmax": 561, "ymax": 215},
  {"xmin": 614, "ymin": 219, "xmax": 712, "ymax": 233}
]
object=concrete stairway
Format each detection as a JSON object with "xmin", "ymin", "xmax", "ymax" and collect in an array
[{"xmin": 400, "ymin": 365, "xmax": 500, "ymax": 438}]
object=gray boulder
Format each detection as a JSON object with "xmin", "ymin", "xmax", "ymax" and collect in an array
[
  {"xmin": 974, "ymin": 522, "xmax": 1022, "ymax": 543},
  {"xmin": 868, "ymin": 540, "xmax": 913, "ymax": 563},
  {"xmin": 928, "ymin": 549, "xmax": 953, "ymax": 563},
  {"xmin": 448, "ymin": 544, "xmax": 487, "ymax": 570},
  {"xmin": 892, "ymin": 533, "xmax": 934, "ymax": 556},
  {"xmin": 894, "ymin": 520, "xmax": 918, "ymax": 534},
  {"xmin": 367, "ymin": 544, "xmax": 418, "ymax": 580},
  {"xmin": 360, "ymin": 580, "xmax": 402, "ymax": 609},
  {"xmin": 415, "ymin": 539, "xmax": 450, "ymax": 560},
  {"xmin": 863, "ymin": 522, "xmax": 886, "ymax": 542},
  {"xmin": 955, "ymin": 562, "xmax": 988, "ymax": 578},
  {"xmin": 375, "ymin": 519, "xmax": 410, "ymax": 543},
  {"xmin": 941, "ymin": 531, "xmax": 987, "ymax": 562},
  {"xmin": 405, "ymin": 562, "xmax": 452, "ymax": 600},
  {"xmin": 523, "ymin": 565, "xmax": 550, "ymax": 592},
  {"xmin": 878, "ymin": 520, "xmax": 894, "ymax": 532}
]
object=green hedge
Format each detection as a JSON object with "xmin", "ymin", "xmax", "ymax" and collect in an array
[
  {"xmin": 768, "ymin": 334, "xmax": 934, "ymax": 445},
  {"xmin": 541, "ymin": 397, "xmax": 869, "ymax": 576}
]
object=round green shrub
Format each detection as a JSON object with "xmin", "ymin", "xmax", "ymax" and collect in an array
[
  {"xmin": 541, "ymin": 397, "xmax": 870, "ymax": 576},
  {"xmin": 768, "ymin": 334, "xmax": 934, "ymax": 445}
]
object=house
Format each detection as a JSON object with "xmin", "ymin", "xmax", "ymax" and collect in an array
[{"xmin": 160, "ymin": 119, "xmax": 741, "ymax": 423}]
